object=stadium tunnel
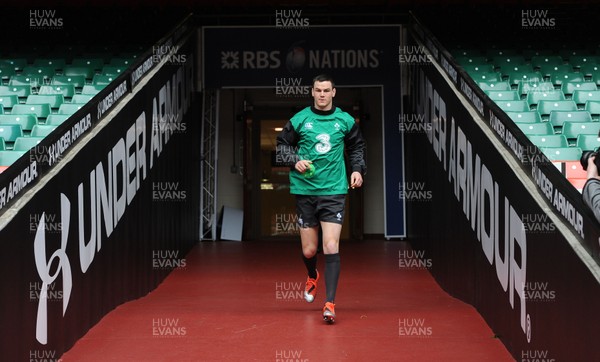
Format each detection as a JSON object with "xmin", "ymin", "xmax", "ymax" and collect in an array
[{"xmin": 1, "ymin": 3, "xmax": 600, "ymax": 360}]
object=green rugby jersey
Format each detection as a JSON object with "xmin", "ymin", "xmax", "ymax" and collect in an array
[{"xmin": 276, "ymin": 106, "xmax": 366, "ymax": 195}]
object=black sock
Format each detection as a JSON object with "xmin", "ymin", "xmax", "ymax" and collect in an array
[
  {"xmin": 303, "ymin": 255, "xmax": 317, "ymax": 279},
  {"xmin": 325, "ymin": 253, "xmax": 340, "ymax": 303}
]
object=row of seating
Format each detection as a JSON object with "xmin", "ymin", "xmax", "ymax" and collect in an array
[
  {"xmin": 0, "ymin": 53, "xmax": 137, "ymax": 171},
  {"xmin": 0, "ymin": 84, "xmax": 105, "ymax": 100},
  {"xmin": 455, "ymin": 50, "xmax": 600, "ymax": 192}
]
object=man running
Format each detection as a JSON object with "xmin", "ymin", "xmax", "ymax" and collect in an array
[{"xmin": 276, "ymin": 74, "xmax": 366, "ymax": 323}]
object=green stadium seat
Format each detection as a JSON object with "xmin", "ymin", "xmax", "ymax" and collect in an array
[
  {"xmin": 530, "ymin": 55, "xmax": 564, "ymax": 68},
  {"xmin": 505, "ymin": 111, "xmax": 542, "ymax": 123},
  {"xmin": 498, "ymin": 64, "xmax": 534, "ymax": 76},
  {"xmin": 506, "ymin": 71, "xmax": 543, "ymax": 87},
  {"xmin": 52, "ymin": 75, "xmax": 86, "ymax": 88},
  {"xmin": 45, "ymin": 114, "xmax": 71, "ymax": 125},
  {"xmin": 63, "ymin": 66, "xmax": 96, "ymax": 80},
  {"xmin": 0, "ymin": 150, "xmax": 26, "ymax": 166},
  {"xmin": 537, "ymin": 100, "xmax": 578, "ymax": 117},
  {"xmin": 13, "ymin": 136, "xmax": 44, "ymax": 151},
  {"xmin": 518, "ymin": 81, "xmax": 555, "ymax": 96},
  {"xmin": 485, "ymin": 90, "xmax": 519, "ymax": 101},
  {"xmin": 478, "ymin": 81, "xmax": 511, "ymax": 91},
  {"xmin": 538, "ymin": 64, "xmax": 573, "ymax": 78},
  {"xmin": 26, "ymin": 94, "xmax": 65, "ymax": 109},
  {"xmin": 522, "ymin": 49, "xmax": 553, "ymax": 59},
  {"xmin": 92, "ymin": 74, "xmax": 116, "ymax": 85},
  {"xmin": 0, "ymin": 66, "xmax": 16, "ymax": 82},
  {"xmin": 12, "ymin": 104, "xmax": 51, "ymax": 119},
  {"xmin": 572, "ymin": 90, "xmax": 600, "ymax": 106},
  {"xmin": 109, "ymin": 57, "xmax": 136, "ymax": 67},
  {"xmin": 71, "ymin": 57, "xmax": 106, "ymax": 70},
  {"xmin": 81, "ymin": 84, "xmax": 105, "ymax": 95},
  {"xmin": 0, "ymin": 124, "xmax": 24, "ymax": 143},
  {"xmin": 496, "ymin": 100, "xmax": 529, "ymax": 112},
  {"xmin": 102, "ymin": 66, "xmax": 125, "ymax": 77},
  {"xmin": 550, "ymin": 72, "xmax": 585, "ymax": 86},
  {"xmin": 579, "ymin": 64, "xmax": 600, "ymax": 78},
  {"xmin": 0, "ymin": 138, "xmax": 5, "ymax": 151},
  {"xmin": 561, "ymin": 81, "xmax": 598, "ymax": 96},
  {"xmin": 463, "ymin": 64, "xmax": 495, "ymax": 74},
  {"xmin": 9, "ymin": 75, "xmax": 42, "ymax": 88},
  {"xmin": 31, "ymin": 124, "xmax": 58, "ymax": 137},
  {"xmin": 515, "ymin": 122, "xmax": 554, "ymax": 135},
  {"xmin": 541, "ymin": 147, "xmax": 583, "ymax": 161},
  {"xmin": 585, "ymin": 101, "xmax": 600, "ymax": 119},
  {"xmin": 491, "ymin": 55, "xmax": 527, "ymax": 67},
  {"xmin": 576, "ymin": 134, "xmax": 600, "ymax": 151},
  {"xmin": 455, "ymin": 55, "xmax": 489, "ymax": 65},
  {"xmin": 71, "ymin": 94, "xmax": 94, "ymax": 103},
  {"xmin": 526, "ymin": 91, "xmax": 565, "ymax": 108},
  {"xmin": 0, "ymin": 94, "xmax": 19, "ymax": 109},
  {"xmin": 0, "ymin": 85, "xmax": 32, "ymax": 98},
  {"xmin": 1, "ymin": 58, "xmax": 28, "ymax": 72},
  {"xmin": 0, "ymin": 114, "xmax": 38, "ymax": 132},
  {"xmin": 486, "ymin": 49, "xmax": 518, "ymax": 57},
  {"xmin": 21, "ymin": 66, "xmax": 56, "ymax": 80},
  {"xmin": 561, "ymin": 122, "xmax": 600, "ymax": 141},
  {"xmin": 453, "ymin": 49, "xmax": 482, "ymax": 57},
  {"xmin": 528, "ymin": 134, "xmax": 568, "ymax": 147},
  {"xmin": 58, "ymin": 103, "xmax": 85, "ymax": 115},
  {"xmin": 569, "ymin": 55, "xmax": 600, "ymax": 69},
  {"xmin": 33, "ymin": 58, "xmax": 66, "ymax": 69},
  {"xmin": 590, "ymin": 70, "xmax": 600, "ymax": 86},
  {"xmin": 38, "ymin": 84, "xmax": 76, "ymax": 98},
  {"xmin": 469, "ymin": 72, "xmax": 502, "ymax": 83},
  {"xmin": 548, "ymin": 110, "xmax": 593, "ymax": 128}
]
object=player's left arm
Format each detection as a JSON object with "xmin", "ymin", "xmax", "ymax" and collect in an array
[{"xmin": 344, "ymin": 122, "xmax": 366, "ymax": 188}]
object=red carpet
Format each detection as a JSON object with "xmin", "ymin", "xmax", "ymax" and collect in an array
[{"xmin": 61, "ymin": 240, "xmax": 514, "ymax": 361}]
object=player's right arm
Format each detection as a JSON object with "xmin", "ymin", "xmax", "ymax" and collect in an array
[{"xmin": 276, "ymin": 121, "xmax": 301, "ymax": 167}]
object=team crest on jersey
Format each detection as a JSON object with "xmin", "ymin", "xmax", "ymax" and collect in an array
[
  {"xmin": 305, "ymin": 122, "xmax": 313, "ymax": 130},
  {"xmin": 334, "ymin": 122, "xmax": 341, "ymax": 131}
]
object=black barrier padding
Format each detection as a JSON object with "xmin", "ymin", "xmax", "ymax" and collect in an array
[
  {"xmin": 0, "ymin": 34, "xmax": 198, "ymax": 360},
  {"xmin": 404, "ymin": 22, "xmax": 600, "ymax": 360},
  {"xmin": 408, "ymin": 11, "xmax": 600, "ymax": 266}
]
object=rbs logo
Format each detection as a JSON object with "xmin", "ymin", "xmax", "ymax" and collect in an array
[{"xmin": 221, "ymin": 50, "xmax": 281, "ymax": 69}]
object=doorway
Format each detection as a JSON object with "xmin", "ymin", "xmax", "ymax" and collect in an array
[{"xmin": 243, "ymin": 102, "xmax": 363, "ymax": 241}]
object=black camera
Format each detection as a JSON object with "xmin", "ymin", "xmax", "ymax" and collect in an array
[{"xmin": 581, "ymin": 149, "xmax": 600, "ymax": 171}]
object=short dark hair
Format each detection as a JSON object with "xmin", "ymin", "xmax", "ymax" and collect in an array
[{"xmin": 312, "ymin": 74, "xmax": 335, "ymax": 88}]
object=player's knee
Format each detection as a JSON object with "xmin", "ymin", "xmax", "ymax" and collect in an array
[
  {"xmin": 303, "ymin": 246, "xmax": 317, "ymax": 258},
  {"xmin": 322, "ymin": 240, "xmax": 339, "ymax": 254}
]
